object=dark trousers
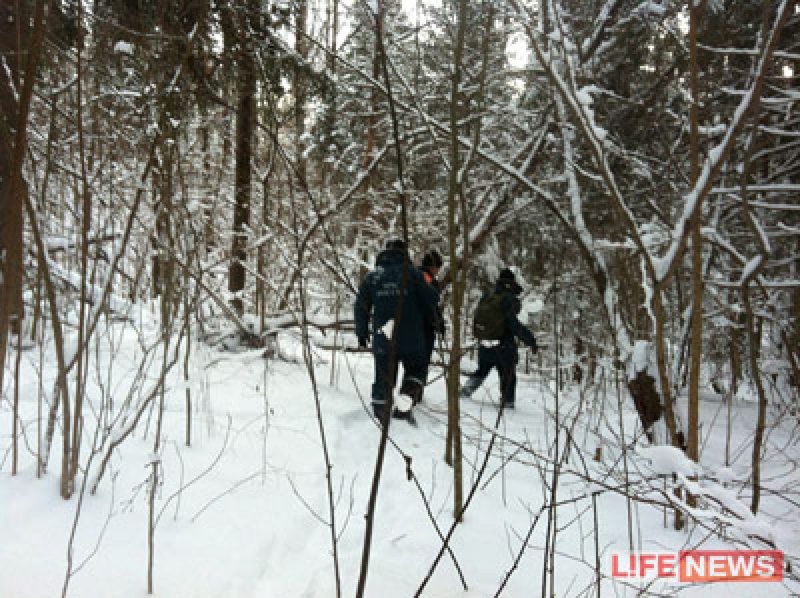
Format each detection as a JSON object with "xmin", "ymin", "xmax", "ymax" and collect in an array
[
  {"xmin": 371, "ymin": 351, "xmax": 428, "ymax": 417},
  {"xmin": 462, "ymin": 345, "xmax": 518, "ymax": 405}
]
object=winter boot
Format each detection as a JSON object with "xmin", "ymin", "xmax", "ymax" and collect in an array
[
  {"xmin": 399, "ymin": 376, "xmax": 424, "ymax": 406},
  {"xmin": 393, "ymin": 392, "xmax": 413, "ymax": 415}
]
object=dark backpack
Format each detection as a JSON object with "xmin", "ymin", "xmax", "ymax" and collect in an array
[{"xmin": 473, "ymin": 293, "xmax": 507, "ymax": 340}]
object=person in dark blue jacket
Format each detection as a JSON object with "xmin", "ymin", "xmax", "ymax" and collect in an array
[
  {"xmin": 460, "ymin": 268, "xmax": 538, "ymax": 409},
  {"xmin": 354, "ymin": 239, "xmax": 440, "ymax": 421}
]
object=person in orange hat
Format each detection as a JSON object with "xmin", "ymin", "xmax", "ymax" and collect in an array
[{"xmin": 418, "ymin": 249, "xmax": 445, "ymax": 402}]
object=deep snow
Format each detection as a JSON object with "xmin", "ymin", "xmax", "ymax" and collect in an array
[{"xmin": 1, "ymin": 326, "xmax": 798, "ymax": 597}]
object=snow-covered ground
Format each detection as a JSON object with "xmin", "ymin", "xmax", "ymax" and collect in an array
[{"xmin": 1, "ymin": 325, "xmax": 798, "ymax": 597}]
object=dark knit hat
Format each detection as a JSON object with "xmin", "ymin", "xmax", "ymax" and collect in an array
[
  {"xmin": 422, "ymin": 249, "xmax": 443, "ymax": 269},
  {"xmin": 497, "ymin": 268, "xmax": 522, "ymax": 294},
  {"xmin": 385, "ymin": 238, "xmax": 407, "ymax": 251},
  {"xmin": 498, "ymin": 268, "xmax": 515, "ymax": 283}
]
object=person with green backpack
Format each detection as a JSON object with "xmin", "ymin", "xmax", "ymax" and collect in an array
[{"xmin": 459, "ymin": 268, "xmax": 538, "ymax": 410}]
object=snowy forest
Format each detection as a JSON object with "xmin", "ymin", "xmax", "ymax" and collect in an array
[{"xmin": 1, "ymin": 0, "xmax": 799, "ymax": 596}]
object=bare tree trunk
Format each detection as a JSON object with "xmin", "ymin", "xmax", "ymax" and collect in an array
[
  {"xmin": 228, "ymin": 6, "xmax": 257, "ymax": 316},
  {"xmin": 543, "ymin": 259, "xmax": 562, "ymax": 598},
  {"xmin": 0, "ymin": 0, "xmax": 45, "ymax": 409},
  {"xmin": 295, "ymin": 0, "xmax": 308, "ymax": 182},
  {"xmin": 790, "ymin": 289, "xmax": 800, "ymax": 393},
  {"xmin": 652, "ymin": 290, "xmax": 685, "ymax": 451},
  {"xmin": 444, "ymin": 0, "xmax": 470, "ymax": 522},
  {"xmin": 67, "ymin": 0, "xmax": 94, "ymax": 498},
  {"xmin": 257, "ymin": 138, "xmax": 275, "ymax": 328},
  {"xmin": 350, "ymin": 3, "xmax": 382, "ymax": 273},
  {"xmin": 737, "ymin": 3, "xmax": 779, "ymax": 512},
  {"xmin": 356, "ymin": 3, "xmax": 415, "ymax": 593},
  {"xmin": 24, "ymin": 180, "xmax": 72, "ymax": 482},
  {"xmin": 653, "ymin": 287, "xmax": 687, "ymax": 530},
  {"xmin": 11, "ymin": 325, "xmax": 22, "ymax": 473},
  {"xmin": 686, "ymin": 0, "xmax": 703, "ymax": 507},
  {"xmin": 726, "ymin": 300, "xmax": 743, "ymax": 466},
  {"xmin": 743, "ymin": 288, "xmax": 768, "ymax": 514}
]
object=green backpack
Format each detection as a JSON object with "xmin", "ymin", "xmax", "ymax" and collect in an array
[{"xmin": 472, "ymin": 293, "xmax": 507, "ymax": 340}]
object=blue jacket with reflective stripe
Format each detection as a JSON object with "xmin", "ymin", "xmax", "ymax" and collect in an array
[{"xmin": 354, "ymin": 248, "xmax": 440, "ymax": 356}]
